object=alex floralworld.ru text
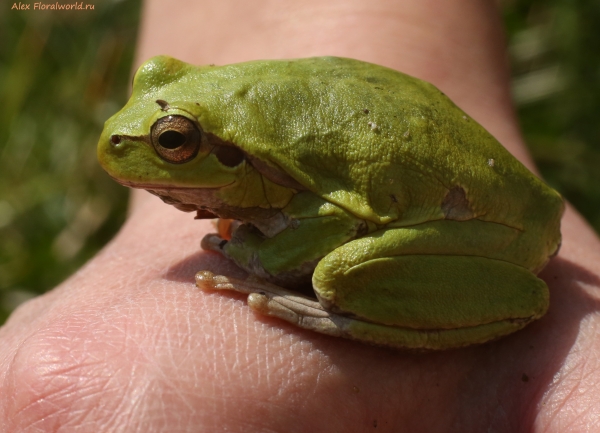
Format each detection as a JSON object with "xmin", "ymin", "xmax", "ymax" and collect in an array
[{"xmin": 11, "ymin": 2, "xmax": 94, "ymax": 10}]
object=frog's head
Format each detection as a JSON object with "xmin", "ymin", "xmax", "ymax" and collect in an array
[{"xmin": 98, "ymin": 56, "xmax": 249, "ymax": 193}]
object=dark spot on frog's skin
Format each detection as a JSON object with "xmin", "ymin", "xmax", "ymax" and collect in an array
[
  {"xmin": 109, "ymin": 133, "xmax": 148, "ymax": 146},
  {"xmin": 196, "ymin": 102, "xmax": 200, "ymax": 106},
  {"xmin": 235, "ymin": 88, "xmax": 249, "ymax": 98},
  {"xmin": 390, "ymin": 194, "xmax": 398, "ymax": 203},
  {"xmin": 521, "ymin": 373, "xmax": 529, "ymax": 382},
  {"xmin": 356, "ymin": 222, "xmax": 369, "ymax": 238},
  {"xmin": 204, "ymin": 131, "xmax": 302, "ymax": 187},
  {"xmin": 156, "ymin": 99, "xmax": 170, "ymax": 111},
  {"xmin": 363, "ymin": 109, "xmax": 370, "ymax": 114},
  {"xmin": 373, "ymin": 419, "xmax": 378, "ymax": 428},
  {"xmin": 213, "ymin": 145, "xmax": 245, "ymax": 167},
  {"xmin": 441, "ymin": 186, "xmax": 474, "ymax": 221}
]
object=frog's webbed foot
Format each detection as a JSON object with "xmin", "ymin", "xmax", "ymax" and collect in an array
[{"xmin": 195, "ymin": 271, "xmax": 349, "ymax": 338}]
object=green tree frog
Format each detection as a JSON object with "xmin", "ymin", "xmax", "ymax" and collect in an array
[{"xmin": 98, "ymin": 56, "xmax": 564, "ymax": 350}]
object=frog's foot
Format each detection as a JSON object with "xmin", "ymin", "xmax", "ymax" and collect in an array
[{"xmin": 195, "ymin": 271, "xmax": 349, "ymax": 338}]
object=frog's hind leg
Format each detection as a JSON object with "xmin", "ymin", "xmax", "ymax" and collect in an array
[
  {"xmin": 195, "ymin": 261, "xmax": 544, "ymax": 351},
  {"xmin": 312, "ymin": 255, "xmax": 548, "ymax": 350},
  {"xmin": 197, "ymin": 220, "xmax": 550, "ymax": 350},
  {"xmin": 311, "ymin": 221, "xmax": 550, "ymax": 349}
]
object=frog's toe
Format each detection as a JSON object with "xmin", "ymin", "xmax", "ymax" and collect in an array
[
  {"xmin": 247, "ymin": 292, "xmax": 344, "ymax": 336},
  {"xmin": 200, "ymin": 233, "xmax": 227, "ymax": 253},
  {"xmin": 195, "ymin": 272, "xmax": 349, "ymax": 337}
]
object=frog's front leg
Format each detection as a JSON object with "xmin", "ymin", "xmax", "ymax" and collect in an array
[{"xmin": 200, "ymin": 192, "xmax": 369, "ymax": 288}]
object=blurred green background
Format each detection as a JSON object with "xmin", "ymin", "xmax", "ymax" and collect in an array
[{"xmin": 1, "ymin": 0, "xmax": 599, "ymax": 324}]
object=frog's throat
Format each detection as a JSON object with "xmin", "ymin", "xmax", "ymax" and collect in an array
[{"xmin": 120, "ymin": 182, "xmax": 281, "ymax": 223}]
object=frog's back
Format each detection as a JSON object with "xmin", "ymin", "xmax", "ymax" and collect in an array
[{"xmin": 176, "ymin": 57, "xmax": 562, "ymax": 240}]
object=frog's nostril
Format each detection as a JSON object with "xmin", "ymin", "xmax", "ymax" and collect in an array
[{"xmin": 110, "ymin": 135, "xmax": 122, "ymax": 145}]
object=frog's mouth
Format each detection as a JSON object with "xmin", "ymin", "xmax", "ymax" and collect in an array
[
  {"xmin": 113, "ymin": 177, "xmax": 282, "ymax": 223},
  {"xmin": 110, "ymin": 176, "xmax": 234, "ymax": 192}
]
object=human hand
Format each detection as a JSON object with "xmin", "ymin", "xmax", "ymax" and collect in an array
[{"xmin": 2, "ymin": 1, "xmax": 600, "ymax": 431}]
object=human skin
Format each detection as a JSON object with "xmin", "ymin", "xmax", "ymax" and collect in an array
[{"xmin": 2, "ymin": 0, "xmax": 600, "ymax": 431}]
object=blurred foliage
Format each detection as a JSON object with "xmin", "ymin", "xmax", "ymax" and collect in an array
[
  {"xmin": 0, "ymin": 0, "xmax": 140, "ymax": 323},
  {"xmin": 504, "ymin": 0, "xmax": 600, "ymax": 231},
  {"xmin": 0, "ymin": 0, "xmax": 599, "ymax": 324}
]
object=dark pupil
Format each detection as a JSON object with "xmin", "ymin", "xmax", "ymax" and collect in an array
[{"xmin": 159, "ymin": 130, "xmax": 186, "ymax": 149}]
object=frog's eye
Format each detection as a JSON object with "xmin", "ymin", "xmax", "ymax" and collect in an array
[{"xmin": 151, "ymin": 115, "xmax": 201, "ymax": 164}]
